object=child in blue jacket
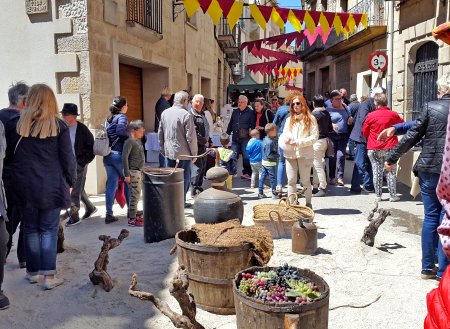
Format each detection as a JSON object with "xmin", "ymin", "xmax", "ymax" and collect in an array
[
  {"xmin": 259, "ymin": 123, "xmax": 279, "ymax": 199},
  {"xmin": 245, "ymin": 129, "xmax": 262, "ymax": 188}
]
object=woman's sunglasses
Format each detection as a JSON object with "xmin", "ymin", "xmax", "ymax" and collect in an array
[{"xmin": 293, "ymin": 102, "xmax": 301, "ymax": 105}]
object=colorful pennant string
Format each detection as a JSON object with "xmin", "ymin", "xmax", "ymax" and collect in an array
[{"xmin": 183, "ymin": 0, "xmax": 369, "ymax": 37}]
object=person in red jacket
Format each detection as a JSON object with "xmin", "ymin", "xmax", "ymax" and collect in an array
[{"xmin": 362, "ymin": 93, "xmax": 403, "ymax": 202}]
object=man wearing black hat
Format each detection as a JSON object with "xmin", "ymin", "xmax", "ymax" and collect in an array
[{"xmin": 61, "ymin": 103, "xmax": 96, "ymax": 226}]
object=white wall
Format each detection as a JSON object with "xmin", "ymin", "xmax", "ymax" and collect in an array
[{"xmin": 0, "ymin": 2, "xmax": 72, "ymax": 107}]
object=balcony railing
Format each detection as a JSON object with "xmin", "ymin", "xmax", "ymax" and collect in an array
[
  {"xmin": 215, "ymin": 18, "xmax": 241, "ymax": 47},
  {"xmin": 324, "ymin": 0, "xmax": 386, "ymax": 51},
  {"xmin": 215, "ymin": 18, "xmax": 241, "ymax": 66},
  {"xmin": 126, "ymin": 0, "xmax": 162, "ymax": 34}
]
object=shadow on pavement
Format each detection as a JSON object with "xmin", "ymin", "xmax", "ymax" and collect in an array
[
  {"xmin": 314, "ymin": 208, "xmax": 362, "ymax": 216},
  {"xmin": 377, "ymin": 242, "xmax": 407, "ymax": 253}
]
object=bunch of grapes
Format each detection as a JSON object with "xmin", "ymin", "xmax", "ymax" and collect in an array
[
  {"xmin": 276, "ymin": 263, "xmax": 303, "ymax": 281},
  {"xmin": 237, "ymin": 264, "xmax": 321, "ymax": 305}
]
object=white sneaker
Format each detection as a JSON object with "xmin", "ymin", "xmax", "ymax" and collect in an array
[
  {"xmin": 25, "ymin": 273, "xmax": 40, "ymax": 284},
  {"xmin": 390, "ymin": 196, "xmax": 400, "ymax": 202},
  {"xmin": 375, "ymin": 196, "xmax": 382, "ymax": 202},
  {"xmin": 42, "ymin": 277, "xmax": 64, "ymax": 290}
]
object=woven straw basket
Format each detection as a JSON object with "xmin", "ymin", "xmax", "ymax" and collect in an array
[{"xmin": 253, "ymin": 194, "xmax": 314, "ymax": 239}]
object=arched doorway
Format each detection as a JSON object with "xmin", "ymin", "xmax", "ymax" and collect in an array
[{"xmin": 412, "ymin": 42, "xmax": 438, "ymax": 119}]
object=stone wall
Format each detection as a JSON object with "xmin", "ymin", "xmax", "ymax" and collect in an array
[
  {"xmin": 391, "ymin": 0, "xmax": 450, "ymax": 118},
  {"xmin": 55, "ymin": 0, "xmax": 91, "ymax": 124},
  {"xmin": 88, "ymin": 0, "xmax": 233, "ymax": 129}
]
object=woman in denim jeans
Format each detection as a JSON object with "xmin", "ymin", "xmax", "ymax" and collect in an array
[
  {"xmin": 103, "ymin": 96, "xmax": 129, "ymax": 224},
  {"xmin": 12, "ymin": 84, "xmax": 76, "ymax": 290}
]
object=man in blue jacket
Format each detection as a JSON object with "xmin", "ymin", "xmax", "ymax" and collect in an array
[
  {"xmin": 349, "ymin": 87, "xmax": 386, "ymax": 193},
  {"xmin": 226, "ymin": 95, "xmax": 256, "ymax": 179}
]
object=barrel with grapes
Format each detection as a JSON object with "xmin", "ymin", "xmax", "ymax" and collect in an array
[
  {"xmin": 233, "ymin": 265, "xmax": 330, "ymax": 329},
  {"xmin": 175, "ymin": 230, "xmax": 256, "ymax": 315}
]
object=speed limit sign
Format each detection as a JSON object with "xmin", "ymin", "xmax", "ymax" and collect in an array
[{"xmin": 368, "ymin": 52, "xmax": 388, "ymax": 72}]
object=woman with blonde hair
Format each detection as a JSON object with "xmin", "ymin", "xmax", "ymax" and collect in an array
[
  {"xmin": 279, "ymin": 95, "xmax": 318, "ymax": 209},
  {"xmin": 12, "ymin": 84, "xmax": 76, "ymax": 290}
]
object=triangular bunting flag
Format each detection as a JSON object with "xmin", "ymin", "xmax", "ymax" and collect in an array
[
  {"xmin": 249, "ymin": 4, "xmax": 267, "ymax": 30},
  {"xmin": 219, "ymin": 0, "xmax": 234, "ymax": 17},
  {"xmin": 303, "ymin": 11, "xmax": 317, "ymax": 35},
  {"xmin": 292, "ymin": 9, "xmax": 306, "ymax": 25},
  {"xmin": 206, "ymin": 0, "xmax": 222, "ymax": 25},
  {"xmin": 347, "ymin": 14, "xmax": 356, "ymax": 33},
  {"xmin": 275, "ymin": 7, "xmax": 290, "ymax": 23},
  {"xmin": 361, "ymin": 13, "xmax": 368, "ymax": 28},
  {"xmin": 288, "ymin": 10, "xmax": 302, "ymax": 32},
  {"xmin": 307, "ymin": 10, "xmax": 322, "ymax": 28},
  {"xmin": 352, "ymin": 13, "xmax": 363, "ymax": 27},
  {"xmin": 227, "ymin": 1, "xmax": 243, "ymax": 29},
  {"xmin": 271, "ymin": 7, "xmax": 285, "ymax": 30},
  {"xmin": 319, "ymin": 12, "xmax": 330, "ymax": 35},
  {"xmin": 333, "ymin": 14, "xmax": 344, "ymax": 35},
  {"xmin": 184, "ymin": 0, "xmax": 200, "ymax": 17},
  {"xmin": 257, "ymin": 5, "xmax": 273, "ymax": 23},
  {"xmin": 338, "ymin": 12, "xmax": 350, "ymax": 30},
  {"xmin": 198, "ymin": 0, "xmax": 212, "ymax": 14},
  {"xmin": 323, "ymin": 12, "xmax": 336, "ymax": 27}
]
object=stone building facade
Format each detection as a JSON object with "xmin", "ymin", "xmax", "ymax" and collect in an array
[
  {"xmin": 0, "ymin": 0, "xmax": 237, "ymax": 192},
  {"xmin": 300, "ymin": 0, "xmax": 387, "ymax": 99}
]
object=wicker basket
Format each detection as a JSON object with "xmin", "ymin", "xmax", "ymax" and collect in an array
[{"xmin": 253, "ymin": 195, "xmax": 314, "ymax": 239}]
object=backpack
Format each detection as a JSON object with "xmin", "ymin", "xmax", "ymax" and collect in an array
[{"xmin": 93, "ymin": 119, "xmax": 119, "ymax": 156}]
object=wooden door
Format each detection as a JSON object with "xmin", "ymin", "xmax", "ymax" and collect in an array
[{"xmin": 119, "ymin": 63, "xmax": 143, "ymax": 122}]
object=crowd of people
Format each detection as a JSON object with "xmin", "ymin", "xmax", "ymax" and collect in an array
[{"xmin": 1, "ymin": 73, "xmax": 450, "ymax": 314}]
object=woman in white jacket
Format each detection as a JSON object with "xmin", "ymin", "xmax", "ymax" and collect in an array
[{"xmin": 280, "ymin": 95, "xmax": 318, "ymax": 209}]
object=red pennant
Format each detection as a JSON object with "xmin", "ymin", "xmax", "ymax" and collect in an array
[
  {"xmin": 254, "ymin": 40, "xmax": 262, "ymax": 50},
  {"xmin": 219, "ymin": 0, "xmax": 235, "ymax": 17},
  {"xmin": 307, "ymin": 10, "xmax": 321, "ymax": 26},
  {"xmin": 274, "ymin": 68, "xmax": 279, "ymax": 76},
  {"xmin": 352, "ymin": 13, "xmax": 363, "ymax": 26},
  {"xmin": 338, "ymin": 12, "xmax": 350, "ymax": 28},
  {"xmin": 323, "ymin": 12, "xmax": 336, "ymax": 27},
  {"xmin": 257, "ymin": 5, "xmax": 273, "ymax": 22},
  {"xmin": 292, "ymin": 9, "xmax": 306, "ymax": 24},
  {"xmin": 275, "ymin": 7, "xmax": 290, "ymax": 23},
  {"xmin": 198, "ymin": 0, "xmax": 212, "ymax": 14}
]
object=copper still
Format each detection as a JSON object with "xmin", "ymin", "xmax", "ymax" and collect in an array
[
  {"xmin": 291, "ymin": 219, "xmax": 317, "ymax": 255},
  {"xmin": 193, "ymin": 150, "xmax": 244, "ymax": 224}
]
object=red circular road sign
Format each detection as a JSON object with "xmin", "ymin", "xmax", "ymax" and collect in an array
[{"xmin": 368, "ymin": 52, "xmax": 388, "ymax": 72}]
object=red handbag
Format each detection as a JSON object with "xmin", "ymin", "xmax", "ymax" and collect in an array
[{"xmin": 115, "ymin": 178, "xmax": 127, "ymax": 208}]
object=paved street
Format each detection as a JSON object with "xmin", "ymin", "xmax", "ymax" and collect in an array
[{"xmin": 2, "ymin": 160, "xmax": 433, "ymax": 329}]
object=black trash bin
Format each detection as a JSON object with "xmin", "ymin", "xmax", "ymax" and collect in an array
[{"xmin": 142, "ymin": 167, "xmax": 185, "ymax": 243}]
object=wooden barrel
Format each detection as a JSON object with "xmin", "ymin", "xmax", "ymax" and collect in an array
[
  {"xmin": 233, "ymin": 266, "xmax": 330, "ymax": 329},
  {"xmin": 175, "ymin": 230, "xmax": 256, "ymax": 315}
]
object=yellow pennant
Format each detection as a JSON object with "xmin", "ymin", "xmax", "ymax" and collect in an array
[
  {"xmin": 249, "ymin": 4, "xmax": 266, "ymax": 30},
  {"xmin": 361, "ymin": 13, "xmax": 369, "ymax": 28},
  {"xmin": 271, "ymin": 7, "xmax": 285, "ymax": 30},
  {"xmin": 287, "ymin": 10, "xmax": 302, "ymax": 32},
  {"xmin": 347, "ymin": 13, "xmax": 356, "ymax": 33},
  {"xmin": 184, "ymin": 0, "xmax": 200, "ymax": 17},
  {"xmin": 207, "ymin": 0, "xmax": 222, "ymax": 25},
  {"xmin": 303, "ymin": 11, "xmax": 316, "ymax": 35},
  {"xmin": 227, "ymin": 1, "xmax": 244, "ymax": 29},
  {"xmin": 295, "ymin": 68, "xmax": 301, "ymax": 75},
  {"xmin": 319, "ymin": 12, "xmax": 330, "ymax": 36},
  {"xmin": 333, "ymin": 14, "xmax": 344, "ymax": 36}
]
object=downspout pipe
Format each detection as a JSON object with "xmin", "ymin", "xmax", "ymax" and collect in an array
[{"xmin": 386, "ymin": 0, "xmax": 395, "ymax": 108}]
